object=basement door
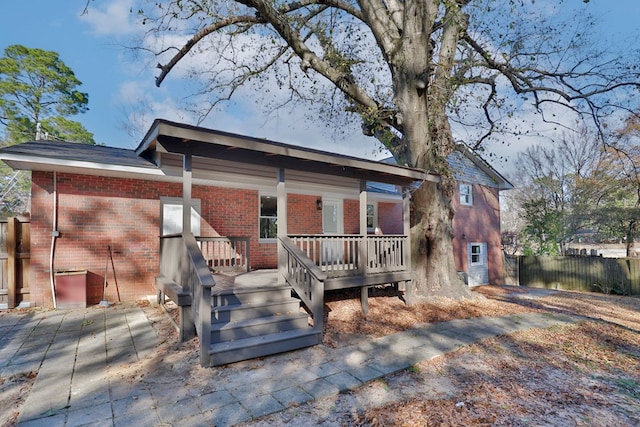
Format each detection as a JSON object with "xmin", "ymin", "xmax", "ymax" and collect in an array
[
  {"xmin": 467, "ymin": 242, "xmax": 489, "ymax": 286},
  {"xmin": 321, "ymin": 198, "xmax": 343, "ymax": 263}
]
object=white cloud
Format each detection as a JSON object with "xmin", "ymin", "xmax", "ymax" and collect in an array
[{"xmin": 80, "ymin": 0, "xmax": 136, "ymax": 36}]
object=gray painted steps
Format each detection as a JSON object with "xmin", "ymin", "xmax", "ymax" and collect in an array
[
  {"xmin": 208, "ymin": 328, "xmax": 322, "ymax": 366},
  {"xmin": 211, "ymin": 299, "xmax": 302, "ymax": 323},
  {"xmin": 208, "ymin": 282, "xmax": 319, "ymax": 366},
  {"xmin": 210, "ymin": 311, "xmax": 310, "ymax": 342}
]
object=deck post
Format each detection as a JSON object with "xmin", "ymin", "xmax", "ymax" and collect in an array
[
  {"xmin": 360, "ymin": 286, "xmax": 369, "ymax": 317},
  {"xmin": 182, "ymin": 153, "xmax": 192, "ymax": 237},
  {"xmin": 277, "ymin": 168, "xmax": 287, "ymax": 285},
  {"xmin": 359, "ymin": 181, "xmax": 368, "ymax": 273},
  {"xmin": 359, "ymin": 181, "xmax": 369, "ymax": 314}
]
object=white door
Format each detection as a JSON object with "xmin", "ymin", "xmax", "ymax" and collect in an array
[
  {"xmin": 467, "ymin": 242, "xmax": 489, "ymax": 286},
  {"xmin": 322, "ymin": 199, "xmax": 343, "ymax": 263}
]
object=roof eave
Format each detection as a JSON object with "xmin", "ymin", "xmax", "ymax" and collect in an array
[
  {"xmin": 0, "ymin": 154, "xmax": 167, "ymax": 179},
  {"xmin": 456, "ymin": 143, "xmax": 513, "ymax": 190},
  {"xmin": 148, "ymin": 119, "xmax": 438, "ymax": 186}
]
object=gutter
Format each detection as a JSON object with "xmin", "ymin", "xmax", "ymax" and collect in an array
[{"xmin": 49, "ymin": 171, "xmax": 58, "ymax": 308}]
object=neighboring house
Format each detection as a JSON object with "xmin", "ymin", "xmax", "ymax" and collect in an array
[
  {"xmin": 0, "ymin": 119, "xmax": 510, "ymax": 365},
  {"xmin": 449, "ymin": 144, "xmax": 513, "ymax": 286}
]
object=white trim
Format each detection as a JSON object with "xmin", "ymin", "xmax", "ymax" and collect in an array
[
  {"xmin": 460, "ymin": 183, "xmax": 473, "ymax": 206},
  {"xmin": 469, "ymin": 243, "xmax": 483, "ymax": 265}
]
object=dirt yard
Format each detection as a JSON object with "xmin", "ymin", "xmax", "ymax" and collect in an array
[
  {"xmin": 1, "ymin": 285, "xmax": 639, "ymax": 426},
  {"xmin": 241, "ymin": 286, "xmax": 640, "ymax": 426}
]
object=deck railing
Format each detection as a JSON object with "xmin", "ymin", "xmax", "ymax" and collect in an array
[
  {"xmin": 288, "ymin": 234, "xmax": 408, "ymax": 277},
  {"xmin": 159, "ymin": 234, "xmax": 215, "ymax": 367},
  {"xmin": 279, "ymin": 236, "xmax": 326, "ymax": 335},
  {"xmin": 197, "ymin": 236, "xmax": 250, "ymax": 272}
]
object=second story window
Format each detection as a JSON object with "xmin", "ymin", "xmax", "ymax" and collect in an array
[{"xmin": 460, "ymin": 183, "xmax": 473, "ymax": 206}]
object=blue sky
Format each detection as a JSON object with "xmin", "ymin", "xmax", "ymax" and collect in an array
[{"xmin": 1, "ymin": 0, "xmax": 638, "ymax": 168}]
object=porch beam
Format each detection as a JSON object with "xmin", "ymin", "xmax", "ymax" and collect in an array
[{"xmin": 277, "ymin": 168, "xmax": 287, "ymax": 285}]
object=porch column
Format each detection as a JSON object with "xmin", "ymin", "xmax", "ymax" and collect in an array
[
  {"xmin": 403, "ymin": 185, "xmax": 414, "ymax": 305},
  {"xmin": 182, "ymin": 154, "xmax": 192, "ymax": 236},
  {"xmin": 277, "ymin": 168, "xmax": 287, "ymax": 285},
  {"xmin": 359, "ymin": 181, "xmax": 369, "ymax": 316},
  {"xmin": 181, "ymin": 153, "xmax": 195, "ymax": 339}
]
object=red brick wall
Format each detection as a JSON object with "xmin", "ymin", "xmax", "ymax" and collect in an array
[
  {"xmin": 31, "ymin": 171, "xmax": 175, "ymax": 307},
  {"xmin": 288, "ymin": 194, "xmax": 322, "ymax": 234},
  {"xmin": 378, "ymin": 201, "xmax": 403, "ymax": 234},
  {"xmin": 30, "ymin": 172, "xmax": 316, "ymax": 306},
  {"xmin": 344, "ymin": 199, "xmax": 359, "ymax": 234},
  {"xmin": 30, "ymin": 170, "xmax": 411, "ymax": 306},
  {"xmin": 452, "ymin": 183, "xmax": 504, "ymax": 284},
  {"xmin": 196, "ymin": 187, "xmax": 276, "ymax": 267}
]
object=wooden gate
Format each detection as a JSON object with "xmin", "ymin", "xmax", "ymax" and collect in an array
[{"xmin": 0, "ymin": 218, "xmax": 30, "ymax": 309}]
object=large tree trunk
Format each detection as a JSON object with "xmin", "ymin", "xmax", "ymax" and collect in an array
[
  {"xmin": 405, "ymin": 117, "xmax": 473, "ymax": 299},
  {"xmin": 395, "ymin": 0, "xmax": 474, "ymax": 299}
]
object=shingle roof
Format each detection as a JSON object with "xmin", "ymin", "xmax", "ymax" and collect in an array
[{"xmin": 0, "ymin": 140, "xmax": 157, "ymax": 169}]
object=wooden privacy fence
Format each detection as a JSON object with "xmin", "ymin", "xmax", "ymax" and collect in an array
[
  {"xmin": 519, "ymin": 255, "xmax": 640, "ymax": 296},
  {"xmin": 0, "ymin": 218, "xmax": 30, "ymax": 308}
]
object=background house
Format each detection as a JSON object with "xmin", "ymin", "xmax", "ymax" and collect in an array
[{"xmin": 449, "ymin": 144, "xmax": 513, "ymax": 286}]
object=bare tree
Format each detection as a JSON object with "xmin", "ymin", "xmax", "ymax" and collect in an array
[{"xmin": 131, "ymin": 0, "xmax": 640, "ymax": 297}]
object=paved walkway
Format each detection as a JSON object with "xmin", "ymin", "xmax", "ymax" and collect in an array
[{"xmin": 0, "ymin": 304, "xmax": 578, "ymax": 427}]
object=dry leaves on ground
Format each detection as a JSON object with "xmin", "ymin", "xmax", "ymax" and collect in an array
[{"xmin": 245, "ymin": 286, "xmax": 640, "ymax": 427}]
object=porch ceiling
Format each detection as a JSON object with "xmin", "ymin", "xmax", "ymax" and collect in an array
[{"xmin": 139, "ymin": 119, "xmax": 439, "ymax": 187}]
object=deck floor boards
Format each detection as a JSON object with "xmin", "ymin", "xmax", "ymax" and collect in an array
[{"xmin": 211, "ymin": 269, "xmax": 410, "ymax": 293}]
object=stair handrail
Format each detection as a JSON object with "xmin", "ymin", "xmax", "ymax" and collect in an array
[
  {"xmin": 279, "ymin": 236, "xmax": 326, "ymax": 334},
  {"xmin": 183, "ymin": 232, "xmax": 216, "ymax": 367}
]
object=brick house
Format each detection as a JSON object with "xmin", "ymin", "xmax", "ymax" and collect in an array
[
  {"xmin": 0, "ymin": 121, "xmax": 511, "ymax": 307},
  {"xmin": 0, "ymin": 120, "xmax": 429, "ymax": 308},
  {"xmin": 0, "ymin": 120, "xmax": 510, "ymax": 365}
]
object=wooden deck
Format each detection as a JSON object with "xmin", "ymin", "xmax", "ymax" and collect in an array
[
  {"xmin": 158, "ymin": 234, "xmax": 414, "ymax": 366},
  {"xmin": 211, "ymin": 270, "xmax": 278, "ymax": 293},
  {"xmin": 212, "ymin": 269, "xmax": 411, "ymax": 292}
]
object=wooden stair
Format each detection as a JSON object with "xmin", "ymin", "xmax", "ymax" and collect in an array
[{"xmin": 207, "ymin": 283, "xmax": 322, "ymax": 366}]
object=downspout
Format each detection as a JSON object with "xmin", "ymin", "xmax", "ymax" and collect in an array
[{"xmin": 49, "ymin": 171, "xmax": 58, "ymax": 308}]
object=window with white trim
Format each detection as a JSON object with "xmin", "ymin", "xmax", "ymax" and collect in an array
[
  {"xmin": 470, "ymin": 243, "xmax": 483, "ymax": 265},
  {"xmin": 366, "ymin": 203, "xmax": 377, "ymax": 231},
  {"xmin": 460, "ymin": 183, "xmax": 473, "ymax": 206},
  {"xmin": 259, "ymin": 194, "xmax": 277, "ymax": 240}
]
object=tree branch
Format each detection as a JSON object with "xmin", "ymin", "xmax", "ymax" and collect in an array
[{"xmin": 156, "ymin": 15, "xmax": 262, "ymax": 87}]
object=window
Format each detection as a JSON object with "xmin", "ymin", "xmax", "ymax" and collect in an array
[
  {"xmin": 366, "ymin": 203, "xmax": 376, "ymax": 231},
  {"xmin": 259, "ymin": 195, "xmax": 277, "ymax": 240},
  {"xmin": 460, "ymin": 183, "xmax": 473, "ymax": 206},
  {"xmin": 470, "ymin": 244, "xmax": 483, "ymax": 265}
]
